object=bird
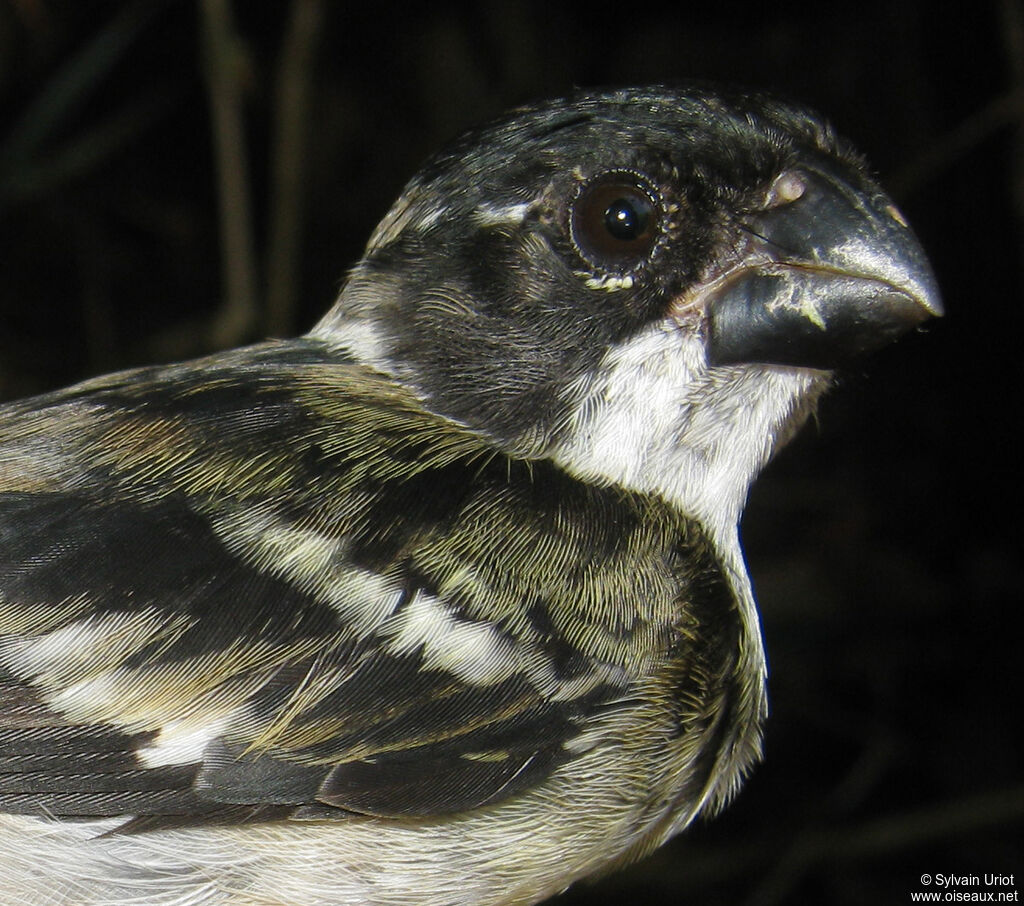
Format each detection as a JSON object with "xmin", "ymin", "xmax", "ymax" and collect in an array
[{"xmin": 0, "ymin": 84, "xmax": 940, "ymax": 906}]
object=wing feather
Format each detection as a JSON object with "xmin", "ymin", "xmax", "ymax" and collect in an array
[{"xmin": 0, "ymin": 343, "xmax": 693, "ymax": 824}]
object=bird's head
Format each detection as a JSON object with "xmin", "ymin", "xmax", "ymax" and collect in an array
[{"xmin": 312, "ymin": 85, "xmax": 940, "ymax": 535}]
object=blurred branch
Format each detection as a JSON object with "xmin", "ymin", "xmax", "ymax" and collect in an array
[
  {"xmin": 585, "ymin": 784, "xmax": 1024, "ymax": 898},
  {"xmin": 0, "ymin": 0, "xmax": 167, "ymax": 166},
  {"xmin": 265, "ymin": 0, "xmax": 324, "ymax": 338},
  {"xmin": 888, "ymin": 87, "xmax": 1024, "ymax": 198},
  {"xmin": 889, "ymin": 0, "xmax": 1024, "ymax": 204},
  {"xmin": 998, "ymin": 0, "xmax": 1024, "ymax": 232},
  {"xmin": 200, "ymin": 0, "xmax": 259, "ymax": 349},
  {"xmin": 741, "ymin": 783, "xmax": 1024, "ymax": 906},
  {"xmin": 0, "ymin": 0, "xmax": 173, "ymax": 207},
  {"xmin": 0, "ymin": 85, "xmax": 178, "ymax": 205}
]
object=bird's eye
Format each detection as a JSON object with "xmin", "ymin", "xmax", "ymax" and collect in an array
[{"xmin": 571, "ymin": 173, "xmax": 661, "ymax": 269}]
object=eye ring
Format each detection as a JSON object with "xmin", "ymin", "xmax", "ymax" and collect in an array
[{"xmin": 570, "ymin": 172, "xmax": 662, "ymax": 270}]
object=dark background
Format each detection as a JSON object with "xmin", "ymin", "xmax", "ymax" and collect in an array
[{"xmin": 0, "ymin": 2, "xmax": 1020, "ymax": 904}]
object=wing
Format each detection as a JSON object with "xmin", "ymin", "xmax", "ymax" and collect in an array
[{"xmin": 0, "ymin": 340, "xmax": 694, "ymax": 827}]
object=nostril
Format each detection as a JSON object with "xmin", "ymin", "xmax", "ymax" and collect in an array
[
  {"xmin": 766, "ymin": 171, "xmax": 807, "ymax": 207},
  {"xmin": 884, "ymin": 203, "xmax": 910, "ymax": 228}
]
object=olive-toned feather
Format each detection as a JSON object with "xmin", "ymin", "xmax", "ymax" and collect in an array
[
  {"xmin": 0, "ymin": 341, "xmax": 741, "ymax": 824},
  {"xmin": 0, "ymin": 84, "xmax": 937, "ymax": 905}
]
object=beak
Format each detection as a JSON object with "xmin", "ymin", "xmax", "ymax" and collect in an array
[{"xmin": 705, "ymin": 161, "xmax": 942, "ymax": 369}]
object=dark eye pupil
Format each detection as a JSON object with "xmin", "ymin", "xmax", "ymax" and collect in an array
[
  {"xmin": 570, "ymin": 174, "xmax": 660, "ymax": 269},
  {"xmin": 604, "ymin": 199, "xmax": 648, "ymax": 241}
]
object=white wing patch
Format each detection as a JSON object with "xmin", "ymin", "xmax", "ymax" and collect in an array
[
  {"xmin": 137, "ymin": 717, "xmax": 229, "ymax": 768},
  {"xmin": 211, "ymin": 507, "xmax": 545, "ymax": 690},
  {"xmin": 210, "ymin": 510, "xmax": 406, "ymax": 634},
  {"xmin": 0, "ymin": 607, "xmax": 193, "ymax": 692},
  {"xmin": 381, "ymin": 590, "xmax": 519, "ymax": 687}
]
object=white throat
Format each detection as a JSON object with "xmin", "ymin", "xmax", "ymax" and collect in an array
[{"xmin": 549, "ymin": 321, "xmax": 829, "ymax": 549}]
